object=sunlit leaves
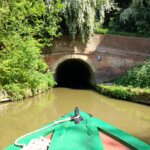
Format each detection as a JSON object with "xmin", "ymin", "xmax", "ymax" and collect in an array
[
  {"xmin": 62, "ymin": 0, "xmax": 110, "ymax": 41},
  {"xmin": 0, "ymin": 0, "xmax": 63, "ymax": 46},
  {"xmin": 115, "ymin": 59, "xmax": 150, "ymax": 88},
  {"xmin": 0, "ymin": 0, "xmax": 60, "ymax": 100}
]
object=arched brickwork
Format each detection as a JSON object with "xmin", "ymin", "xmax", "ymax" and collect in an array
[
  {"xmin": 52, "ymin": 54, "xmax": 96, "ymax": 73},
  {"xmin": 44, "ymin": 34, "xmax": 150, "ymax": 84}
]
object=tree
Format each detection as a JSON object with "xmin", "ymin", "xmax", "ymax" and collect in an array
[
  {"xmin": 0, "ymin": 0, "xmax": 63, "ymax": 47},
  {"xmin": 97, "ymin": 0, "xmax": 119, "ymax": 28},
  {"xmin": 120, "ymin": 0, "xmax": 150, "ymax": 33},
  {"xmin": 0, "ymin": 0, "xmax": 62, "ymax": 100},
  {"xmin": 62, "ymin": 0, "xmax": 110, "ymax": 41},
  {"xmin": 96, "ymin": 0, "xmax": 115, "ymax": 24}
]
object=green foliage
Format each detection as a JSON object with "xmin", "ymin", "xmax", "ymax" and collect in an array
[
  {"xmin": 94, "ymin": 24, "xmax": 109, "ymax": 34},
  {"xmin": 97, "ymin": 84, "xmax": 150, "ymax": 103},
  {"xmin": 115, "ymin": 59, "xmax": 150, "ymax": 88},
  {"xmin": 62, "ymin": 0, "xmax": 110, "ymax": 41},
  {"xmin": 120, "ymin": 7, "xmax": 150, "ymax": 33},
  {"xmin": 97, "ymin": 0, "xmax": 150, "ymax": 36},
  {"xmin": 96, "ymin": 58, "xmax": 150, "ymax": 103},
  {"xmin": 62, "ymin": 0, "xmax": 96, "ymax": 41},
  {"xmin": 117, "ymin": 0, "xmax": 150, "ymax": 33},
  {"xmin": 0, "ymin": 34, "xmax": 56, "ymax": 100},
  {"xmin": 97, "ymin": 84, "xmax": 133, "ymax": 100},
  {"xmin": 4, "ymin": 83, "xmax": 25, "ymax": 100},
  {"xmin": 0, "ymin": 0, "xmax": 61, "ymax": 100},
  {"xmin": 95, "ymin": 0, "xmax": 111, "ymax": 24},
  {"xmin": 0, "ymin": 0, "xmax": 63, "ymax": 47}
]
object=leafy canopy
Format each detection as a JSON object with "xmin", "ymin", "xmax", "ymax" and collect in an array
[
  {"xmin": 0, "ymin": 0, "xmax": 63, "ymax": 100},
  {"xmin": 0, "ymin": 0, "xmax": 63, "ymax": 46}
]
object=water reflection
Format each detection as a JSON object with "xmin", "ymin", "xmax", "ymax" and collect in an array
[{"xmin": 0, "ymin": 88, "xmax": 150, "ymax": 149}]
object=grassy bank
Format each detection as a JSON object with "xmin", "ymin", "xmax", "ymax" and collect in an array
[{"xmin": 96, "ymin": 84, "xmax": 150, "ymax": 105}]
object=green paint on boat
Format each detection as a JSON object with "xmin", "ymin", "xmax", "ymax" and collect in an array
[
  {"xmin": 49, "ymin": 115, "xmax": 103, "ymax": 150},
  {"xmin": 5, "ymin": 110, "xmax": 150, "ymax": 150}
]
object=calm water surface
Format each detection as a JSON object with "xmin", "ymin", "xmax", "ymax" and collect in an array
[{"xmin": 0, "ymin": 88, "xmax": 150, "ymax": 149}]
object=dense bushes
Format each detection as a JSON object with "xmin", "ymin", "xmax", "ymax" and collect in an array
[
  {"xmin": 0, "ymin": 0, "xmax": 62, "ymax": 100},
  {"xmin": 115, "ymin": 59, "xmax": 150, "ymax": 88},
  {"xmin": 95, "ymin": 0, "xmax": 150, "ymax": 37},
  {"xmin": 0, "ymin": 34, "xmax": 56, "ymax": 100},
  {"xmin": 119, "ymin": 1, "xmax": 150, "ymax": 33}
]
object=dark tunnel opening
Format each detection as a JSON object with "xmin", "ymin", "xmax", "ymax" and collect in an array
[{"xmin": 55, "ymin": 59, "xmax": 95, "ymax": 89}]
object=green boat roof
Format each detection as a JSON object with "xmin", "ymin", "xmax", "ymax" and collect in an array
[{"xmin": 5, "ymin": 111, "xmax": 150, "ymax": 150}]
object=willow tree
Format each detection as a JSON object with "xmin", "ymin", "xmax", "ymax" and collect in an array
[
  {"xmin": 62, "ymin": 0, "xmax": 110, "ymax": 41},
  {"xmin": 96, "ymin": 0, "xmax": 114, "ymax": 24}
]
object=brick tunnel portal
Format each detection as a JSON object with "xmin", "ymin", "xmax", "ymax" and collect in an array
[{"xmin": 55, "ymin": 59, "xmax": 95, "ymax": 88}]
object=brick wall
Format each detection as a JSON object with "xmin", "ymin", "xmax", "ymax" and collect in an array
[{"xmin": 44, "ymin": 34, "xmax": 150, "ymax": 83}]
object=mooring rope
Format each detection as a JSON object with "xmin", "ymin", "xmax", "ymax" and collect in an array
[{"xmin": 15, "ymin": 115, "xmax": 80, "ymax": 148}]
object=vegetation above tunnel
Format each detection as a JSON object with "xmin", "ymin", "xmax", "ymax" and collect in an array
[{"xmin": 95, "ymin": 0, "xmax": 150, "ymax": 38}]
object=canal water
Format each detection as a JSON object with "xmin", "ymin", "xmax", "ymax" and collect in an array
[{"xmin": 0, "ymin": 88, "xmax": 150, "ymax": 149}]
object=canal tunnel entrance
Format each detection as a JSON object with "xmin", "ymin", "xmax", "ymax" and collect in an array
[{"xmin": 55, "ymin": 59, "xmax": 95, "ymax": 88}]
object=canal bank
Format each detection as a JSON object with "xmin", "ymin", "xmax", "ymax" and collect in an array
[{"xmin": 95, "ymin": 84, "xmax": 150, "ymax": 105}]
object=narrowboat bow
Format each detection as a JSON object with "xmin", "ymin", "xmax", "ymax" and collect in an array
[{"xmin": 5, "ymin": 108, "xmax": 150, "ymax": 150}]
